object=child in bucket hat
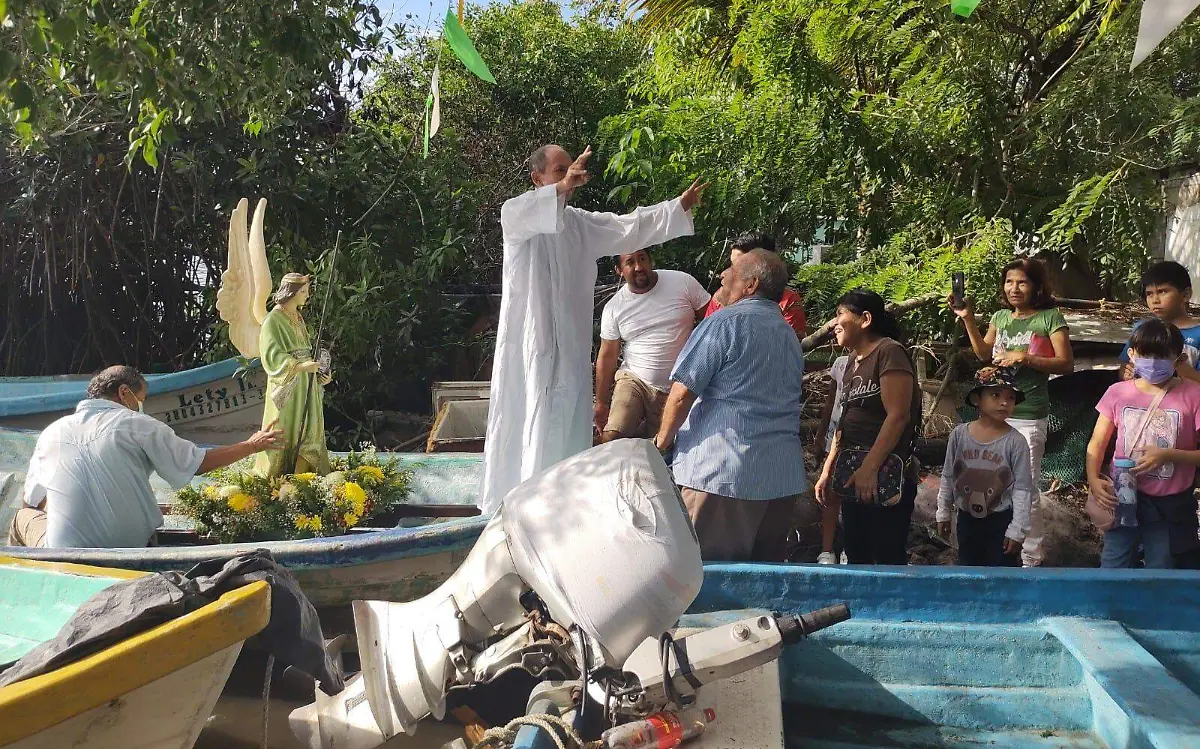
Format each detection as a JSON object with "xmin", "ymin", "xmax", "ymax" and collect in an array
[{"xmin": 935, "ymin": 367, "xmax": 1036, "ymax": 566}]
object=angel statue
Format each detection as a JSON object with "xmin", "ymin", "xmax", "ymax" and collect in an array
[{"xmin": 216, "ymin": 198, "xmax": 332, "ymax": 479}]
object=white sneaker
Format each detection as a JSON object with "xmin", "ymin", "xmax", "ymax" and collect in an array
[
  {"xmin": 840, "ymin": 552, "xmax": 849, "ymax": 564},
  {"xmin": 817, "ymin": 551, "xmax": 838, "ymax": 565}
]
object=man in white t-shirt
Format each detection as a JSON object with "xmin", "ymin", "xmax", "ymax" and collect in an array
[{"xmin": 594, "ymin": 249, "xmax": 711, "ymax": 441}]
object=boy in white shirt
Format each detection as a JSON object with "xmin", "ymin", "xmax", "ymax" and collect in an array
[{"xmin": 594, "ymin": 249, "xmax": 711, "ymax": 441}]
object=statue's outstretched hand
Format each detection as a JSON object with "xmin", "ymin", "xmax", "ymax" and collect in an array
[{"xmin": 298, "ymin": 360, "xmax": 320, "ymax": 374}]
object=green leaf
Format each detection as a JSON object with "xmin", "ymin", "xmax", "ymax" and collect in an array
[
  {"xmin": 0, "ymin": 0, "xmax": 7, "ymax": 22},
  {"xmin": 143, "ymin": 137, "xmax": 159, "ymax": 168},
  {"xmin": 0, "ymin": 48, "xmax": 16, "ymax": 81},
  {"xmin": 51, "ymin": 15, "xmax": 76, "ymax": 43},
  {"xmin": 9, "ymin": 79, "xmax": 34, "ymax": 110},
  {"xmin": 131, "ymin": 0, "xmax": 151, "ymax": 28}
]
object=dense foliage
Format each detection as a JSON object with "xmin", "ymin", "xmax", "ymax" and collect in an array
[
  {"xmin": 607, "ymin": 0, "xmax": 1200, "ymax": 328},
  {"xmin": 2, "ymin": 0, "xmax": 1198, "ymax": 436}
]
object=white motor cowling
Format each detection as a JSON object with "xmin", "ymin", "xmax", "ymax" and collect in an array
[
  {"xmin": 323, "ymin": 439, "xmax": 702, "ymax": 744},
  {"xmin": 503, "ymin": 438, "xmax": 703, "ymax": 667}
]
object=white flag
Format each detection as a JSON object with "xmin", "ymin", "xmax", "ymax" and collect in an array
[{"xmin": 1131, "ymin": 0, "xmax": 1200, "ymax": 70}]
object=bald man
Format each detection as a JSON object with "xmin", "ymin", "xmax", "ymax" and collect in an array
[{"xmin": 478, "ymin": 144, "xmax": 706, "ymax": 513}]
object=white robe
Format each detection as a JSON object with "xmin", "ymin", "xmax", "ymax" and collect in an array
[{"xmin": 478, "ymin": 185, "xmax": 694, "ymax": 513}]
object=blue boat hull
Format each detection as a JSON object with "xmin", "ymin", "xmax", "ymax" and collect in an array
[
  {"xmin": 0, "ymin": 359, "xmax": 266, "ymax": 445},
  {"xmin": 691, "ymin": 565, "xmax": 1200, "ymax": 748}
]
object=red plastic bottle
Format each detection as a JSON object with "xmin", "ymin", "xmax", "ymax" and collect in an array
[{"xmin": 600, "ymin": 707, "xmax": 717, "ymax": 749}]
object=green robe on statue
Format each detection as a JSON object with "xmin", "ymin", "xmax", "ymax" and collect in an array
[{"xmin": 254, "ymin": 308, "xmax": 331, "ymax": 478}]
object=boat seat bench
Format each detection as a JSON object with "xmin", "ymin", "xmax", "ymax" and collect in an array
[{"xmin": 1045, "ymin": 617, "xmax": 1200, "ymax": 749}]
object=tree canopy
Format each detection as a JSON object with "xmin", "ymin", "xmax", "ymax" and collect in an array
[{"xmin": 1, "ymin": 0, "xmax": 1198, "ymax": 438}]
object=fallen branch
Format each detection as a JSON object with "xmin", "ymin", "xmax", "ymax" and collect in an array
[{"xmin": 801, "ymin": 291, "xmax": 943, "ymax": 352}]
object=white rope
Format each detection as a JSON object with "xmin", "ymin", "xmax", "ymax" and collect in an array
[{"xmin": 471, "ymin": 713, "xmax": 589, "ymax": 749}]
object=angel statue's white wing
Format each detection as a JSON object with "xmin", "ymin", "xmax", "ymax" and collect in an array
[{"xmin": 216, "ymin": 198, "xmax": 273, "ymax": 359}]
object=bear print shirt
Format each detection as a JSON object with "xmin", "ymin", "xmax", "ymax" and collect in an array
[{"xmin": 936, "ymin": 424, "xmax": 1035, "ymax": 542}]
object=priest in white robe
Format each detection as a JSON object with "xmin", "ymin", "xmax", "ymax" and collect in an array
[{"xmin": 478, "ymin": 144, "xmax": 705, "ymax": 513}]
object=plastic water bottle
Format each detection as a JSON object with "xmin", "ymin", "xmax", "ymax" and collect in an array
[
  {"xmin": 1112, "ymin": 458, "xmax": 1139, "ymax": 528},
  {"xmin": 600, "ymin": 707, "xmax": 716, "ymax": 749}
]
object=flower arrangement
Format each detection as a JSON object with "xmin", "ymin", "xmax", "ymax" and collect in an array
[{"xmin": 175, "ymin": 446, "xmax": 414, "ymax": 542}]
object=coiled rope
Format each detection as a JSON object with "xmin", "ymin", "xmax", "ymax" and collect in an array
[{"xmin": 471, "ymin": 713, "xmax": 592, "ymax": 749}]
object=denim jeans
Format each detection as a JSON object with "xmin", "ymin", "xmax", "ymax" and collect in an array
[{"xmin": 1101, "ymin": 522, "xmax": 1175, "ymax": 569}]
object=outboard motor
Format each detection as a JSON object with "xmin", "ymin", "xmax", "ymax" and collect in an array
[
  {"xmin": 290, "ymin": 438, "xmax": 852, "ymax": 749},
  {"xmin": 292, "ymin": 439, "xmax": 704, "ymax": 747}
]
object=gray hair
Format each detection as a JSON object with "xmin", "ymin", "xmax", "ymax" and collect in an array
[
  {"xmin": 737, "ymin": 248, "xmax": 789, "ymax": 303},
  {"xmin": 87, "ymin": 365, "xmax": 146, "ymax": 399},
  {"xmin": 529, "ymin": 144, "xmax": 562, "ymax": 174}
]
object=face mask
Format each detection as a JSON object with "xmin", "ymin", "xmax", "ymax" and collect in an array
[
  {"xmin": 1133, "ymin": 357, "xmax": 1176, "ymax": 384},
  {"xmin": 123, "ymin": 388, "xmax": 144, "ymax": 413}
]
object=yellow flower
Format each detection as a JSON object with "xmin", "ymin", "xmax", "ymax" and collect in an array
[
  {"xmin": 294, "ymin": 514, "xmax": 323, "ymax": 532},
  {"xmin": 226, "ymin": 492, "xmax": 257, "ymax": 513},
  {"xmin": 343, "ymin": 482, "xmax": 367, "ymax": 515},
  {"xmin": 355, "ymin": 465, "xmax": 385, "ymax": 483},
  {"xmin": 294, "ymin": 473, "xmax": 318, "ymax": 482},
  {"xmin": 202, "ymin": 485, "xmax": 217, "ymax": 499},
  {"xmin": 343, "ymin": 512, "xmax": 361, "ymax": 527}
]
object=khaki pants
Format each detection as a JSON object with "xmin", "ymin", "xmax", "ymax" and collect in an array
[
  {"xmin": 680, "ymin": 487, "xmax": 797, "ymax": 562},
  {"xmin": 8, "ymin": 507, "xmax": 48, "ymax": 548},
  {"xmin": 604, "ymin": 370, "xmax": 668, "ymax": 438}
]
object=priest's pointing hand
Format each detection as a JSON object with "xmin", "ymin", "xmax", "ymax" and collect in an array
[
  {"xmin": 556, "ymin": 145, "xmax": 593, "ymax": 196},
  {"xmin": 680, "ymin": 178, "xmax": 709, "ymax": 212}
]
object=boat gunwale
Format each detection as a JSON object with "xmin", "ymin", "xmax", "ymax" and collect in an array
[
  {"xmin": 0, "ymin": 514, "xmax": 490, "ymax": 571},
  {"xmin": 0, "ymin": 578, "xmax": 270, "ymax": 743},
  {"xmin": 0, "ymin": 358, "xmax": 258, "ymax": 417},
  {"xmin": 695, "ymin": 563, "xmax": 1200, "ymax": 632}
]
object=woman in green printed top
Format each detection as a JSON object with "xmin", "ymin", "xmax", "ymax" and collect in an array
[{"xmin": 949, "ymin": 259, "xmax": 1074, "ymax": 568}]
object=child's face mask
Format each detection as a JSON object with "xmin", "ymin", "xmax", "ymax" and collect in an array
[{"xmin": 1133, "ymin": 356, "xmax": 1176, "ymax": 384}]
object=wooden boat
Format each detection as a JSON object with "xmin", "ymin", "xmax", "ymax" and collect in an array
[
  {"xmin": 0, "ymin": 449, "xmax": 488, "ymax": 609},
  {"xmin": 0, "ymin": 556, "xmax": 270, "ymax": 748},
  {"xmin": 0, "ymin": 358, "xmax": 266, "ymax": 446}
]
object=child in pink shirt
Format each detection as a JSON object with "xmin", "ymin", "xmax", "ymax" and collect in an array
[{"xmin": 1086, "ymin": 319, "xmax": 1200, "ymax": 568}]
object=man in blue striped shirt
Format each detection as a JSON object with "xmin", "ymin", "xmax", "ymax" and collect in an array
[{"xmin": 654, "ymin": 249, "xmax": 806, "ymax": 561}]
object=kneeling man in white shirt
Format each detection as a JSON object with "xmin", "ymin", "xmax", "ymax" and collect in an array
[{"xmin": 9, "ymin": 365, "xmax": 281, "ymax": 549}]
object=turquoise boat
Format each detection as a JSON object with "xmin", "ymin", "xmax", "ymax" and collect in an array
[
  {"xmin": 510, "ymin": 565, "xmax": 1200, "ymax": 748},
  {"xmin": 688, "ymin": 565, "xmax": 1200, "ymax": 748},
  {"xmin": 0, "ymin": 427, "xmax": 488, "ymax": 608},
  {"xmin": 0, "ymin": 556, "xmax": 270, "ymax": 748},
  {"xmin": 0, "ymin": 358, "xmax": 266, "ymax": 446}
]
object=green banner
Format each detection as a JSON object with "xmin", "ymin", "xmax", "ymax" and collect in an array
[
  {"xmin": 443, "ymin": 9, "xmax": 496, "ymax": 84},
  {"xmin": 951, "ymin": 0, "xmax": 980, "ymax": 17}
]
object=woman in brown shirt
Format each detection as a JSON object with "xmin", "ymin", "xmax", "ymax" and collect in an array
[{"xmin": 815, "ymin": 290, "xmax": 922, "ymax": 564}]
